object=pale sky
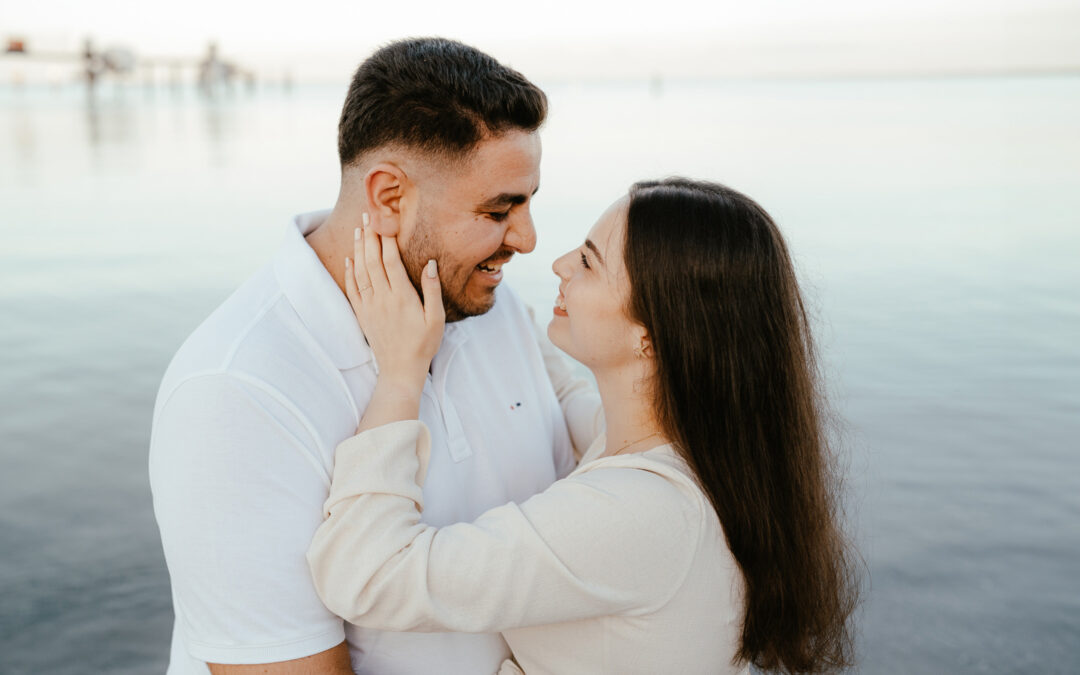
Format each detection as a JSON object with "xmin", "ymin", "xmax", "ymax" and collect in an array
[{"xmin": 4, "ymin": 0, "xmax": 1080, "ymax": 80}]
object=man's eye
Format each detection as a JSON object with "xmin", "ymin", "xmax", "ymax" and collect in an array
[
  {"xmin": 580, "ymin": 252, "xmax": 590, "ymax": 269},
  {"xmin": 489, "ymin": 210, "xmax": 511, "ymax": 222}
]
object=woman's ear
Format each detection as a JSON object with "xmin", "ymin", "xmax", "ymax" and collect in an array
[
  {"xmin": 633, "ymin": 330, "xmax": 653, "ymax": 359},
  {"xmin": 364, "ymin": 163, "xmax": 407, "ymax": 236}
]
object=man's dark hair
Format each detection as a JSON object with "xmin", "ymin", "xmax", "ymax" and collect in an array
[{"xmin": 338, "ymin": 37, "xmax": 547, "ymax": 167}]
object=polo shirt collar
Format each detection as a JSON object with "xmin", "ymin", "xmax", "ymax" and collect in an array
[{"xmin": 273, "ymin": 210, "xmax": 373, "ymax": 370}]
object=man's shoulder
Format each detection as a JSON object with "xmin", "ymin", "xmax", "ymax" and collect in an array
[
  {"xmin": 159, "ymin": 265, "xmax": 276, "ymax": 379},
  {"xmin": 154, "ymin": 263, "xmax": 333, "ymax": 420}
]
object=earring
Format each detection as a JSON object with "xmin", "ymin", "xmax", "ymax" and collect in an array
[{"xmin": 634, "ymin": 341, "xmax": 650, "ymax": 358}]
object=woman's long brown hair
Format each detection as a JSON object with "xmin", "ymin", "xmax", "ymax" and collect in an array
[{"xmin": 625, "ymin": 178, "xmax": 859, "ymax": 672}]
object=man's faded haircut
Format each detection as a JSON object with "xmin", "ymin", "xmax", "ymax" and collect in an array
[{"xmin": 338, "ymin": 37, "xmax": 548, "ymax": 167}]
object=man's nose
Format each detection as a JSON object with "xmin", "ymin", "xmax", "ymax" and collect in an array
[{"xmin": 504, "ymin": 210, "xmax": 537, "ymax": 254}]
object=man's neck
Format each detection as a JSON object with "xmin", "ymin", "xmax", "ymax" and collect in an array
[{"xmin": 307, "ymin": 200, "xmax": 367, "ymax": 295}]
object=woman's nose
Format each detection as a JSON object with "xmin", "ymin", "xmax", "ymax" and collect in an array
[{"xmin": 552, "ymin": 250, "xmax": 574, "ymax": 280}]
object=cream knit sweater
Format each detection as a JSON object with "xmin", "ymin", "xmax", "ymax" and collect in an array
[{"xmin": 308, "ymin": 422, "xmax": 748, "ymax": 675}]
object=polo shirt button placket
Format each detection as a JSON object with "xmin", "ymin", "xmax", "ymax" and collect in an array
[
  {"xmin": 440, "ymin": 396, "xmax": 473, "ymax": 462},
  {"xmin": 430, "ymin": 328, "xmax": 474, "ymax": 463}
]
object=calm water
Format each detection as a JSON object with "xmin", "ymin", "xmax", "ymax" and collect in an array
[{"xmin": 2, "ymin": 76, "xmax": 1078, "ymax": 674}]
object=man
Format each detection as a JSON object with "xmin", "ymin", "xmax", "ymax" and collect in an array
[{"xmin": 150, "ymin": 38, "xmax": 598, "ymax": 674}]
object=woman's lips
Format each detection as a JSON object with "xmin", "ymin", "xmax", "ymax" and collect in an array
[{"xmin": 553, "ymin": 295, "xmax": 568, "ymax": 317}]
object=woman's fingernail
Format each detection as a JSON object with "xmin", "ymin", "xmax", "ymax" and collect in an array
[
  {"xmin": 345, "ymin": 257, "xmax": 352, "ymax": 267},
  {"xmin": 354, "ymin": 227, "xmax": 361, "ymax": 240},
  {"xmin": 362, "ymin": 213, "xmax": 370, "ymax": 227},
  {"xmin": 426, "ymin": 259, "xmax": 437, "ymax": 278}
]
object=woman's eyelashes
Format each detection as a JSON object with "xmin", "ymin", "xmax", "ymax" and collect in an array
[{"xmin": 580, "ymin": 251, "xmax": 591, "ymax": 269}]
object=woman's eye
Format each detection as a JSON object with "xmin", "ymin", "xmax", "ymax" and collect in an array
[
  {"xmin": 580, "ymin": 252, "xmax": 591, "ymax": 269},
  {"xmin": 489, "ymin": 210, "xmax": 511, "ymax": 222}
]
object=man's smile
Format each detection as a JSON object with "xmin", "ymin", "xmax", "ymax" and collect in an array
[{"xmin": 475, "ymin": 250, "xmax": 514, "ymax": 275}]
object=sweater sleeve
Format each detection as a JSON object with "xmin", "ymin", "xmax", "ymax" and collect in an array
[{"xmin": 307, "ymin": 421, "xmax": 698, "ymax": 633}]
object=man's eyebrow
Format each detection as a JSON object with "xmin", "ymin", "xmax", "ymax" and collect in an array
[
  {"xmin": 585, "ymin": 239, "xmax": 604, "ymax": 265},
  {"xmin": 478, "ymin": 185, "xmax": 540, "ymax": 209}
]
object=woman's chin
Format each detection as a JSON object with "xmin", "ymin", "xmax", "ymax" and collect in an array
[{"xmin": 546, "ymin": 320, "xmax": 572, "ymax": 354}]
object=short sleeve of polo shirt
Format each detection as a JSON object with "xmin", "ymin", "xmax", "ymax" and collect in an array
[{"xmin": 149, "ymin": 373, "xmax": 345, "ymax": 665}]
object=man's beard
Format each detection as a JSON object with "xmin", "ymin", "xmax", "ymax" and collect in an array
[{"xmin": 402, "ymin": 212, "xmax": 499, "ymax": 323}]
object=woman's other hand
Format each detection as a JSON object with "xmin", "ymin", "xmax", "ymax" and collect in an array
[{"xmin": 344, "ymin": 218, "xmax": 444, "ymax": 389}]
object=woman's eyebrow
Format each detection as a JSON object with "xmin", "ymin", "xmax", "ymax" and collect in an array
[{"xmin": 585, "ymin": 239, "xmax": 604, "ymax": 265}]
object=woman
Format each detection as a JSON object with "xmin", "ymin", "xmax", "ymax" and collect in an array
[{"xmin": 308, "ymin": 178, "xmax": 859, "ymax": 673}]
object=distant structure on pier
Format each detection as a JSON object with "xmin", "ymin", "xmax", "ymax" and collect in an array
[
  {"xmin": 3, "ymin": 36, "xmax": 256, "ymax": 92},
  {"xmin": 198, "ymin": 42, "xmax": 255, "ymax": 92}
]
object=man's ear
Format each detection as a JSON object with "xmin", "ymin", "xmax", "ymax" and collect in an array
[{"xmin": 364, "ymin": 163, "xmax": 407, "ymax": 236}]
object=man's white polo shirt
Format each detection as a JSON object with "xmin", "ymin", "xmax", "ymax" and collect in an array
[{"xmin": 149, "ymin": 211, "xmax": 577, "ymax": 674}]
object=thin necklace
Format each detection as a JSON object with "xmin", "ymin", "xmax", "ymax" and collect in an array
[{"xmin": 610, "ymin": 431, "xmax": 664, "ymax": 456}]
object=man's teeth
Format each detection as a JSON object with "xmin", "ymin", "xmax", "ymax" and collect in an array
[{"xmin": 477, "ymin": 263, "xmax": 503, "ymax": 273}]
